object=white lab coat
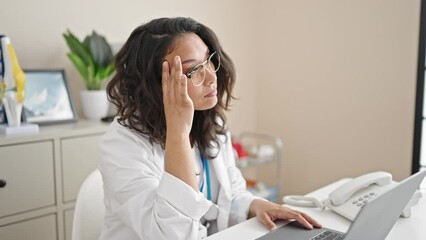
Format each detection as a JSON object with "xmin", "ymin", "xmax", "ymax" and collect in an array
[{"xmin": 98, "ymin": 119, "xmax": 256, "ymax": 240}]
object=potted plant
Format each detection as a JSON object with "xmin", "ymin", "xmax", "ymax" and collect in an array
[{"xmin": 63, "ymin": 30, "xmax": 115, "ymax": 119}]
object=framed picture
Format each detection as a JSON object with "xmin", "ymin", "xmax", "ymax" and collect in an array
[{"xmin": 23, "ymin": 69, "xmax": 77, "ymax": 125}]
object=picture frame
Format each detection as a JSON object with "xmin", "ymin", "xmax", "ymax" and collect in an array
[{"xmin": 22, "ymin": 69, "xmax": 77, "ymax": 125}]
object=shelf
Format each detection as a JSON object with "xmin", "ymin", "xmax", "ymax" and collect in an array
[
  {"xmin": 236, "ymin": 155, "xmax": 275, "ymax": 169},
  {"xmin": 234, "ymin": 132, "xmax": 283, "ymax": 203}
]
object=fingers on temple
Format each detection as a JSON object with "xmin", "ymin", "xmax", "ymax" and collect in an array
[
  {"xmin": 162, "ymin": 57, "xmax": 187, "ymax": 103},
  {"xmin": 172, "ymin": 56, "xmax": 182, "ymax": 99},
  {"xmin": 180, "ymin": 75, "xmax": 188, "ymax": 97},
  {"xmin": 174, "ymin": 56, "xmax": 188, "ymax": 101},
  {"xmin": 162, "ymin": 61, "xmax": 169, "ymax": 101}
]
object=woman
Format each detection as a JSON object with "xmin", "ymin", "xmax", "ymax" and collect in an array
[{"xmin": 99, "ymin": 17, "xmax": 321, "ymax": 239}]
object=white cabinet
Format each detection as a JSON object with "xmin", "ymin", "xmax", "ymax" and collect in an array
[
  {"xmin": 0, "ymin": 121, "xmax": 109, "ymax": 240},
  {"xmin": 0, "ymin": 141, "xmax": 55, "ymax": 218},
  {"xmin": 64, "ymin": 209, "xmax": 74, "ymax": 240},
  {"xmin": 61, "ymin": 135, "xmax": 103, "ymax": 203},
  {"xmin": 0, "ymin": 214, "xmax": 57, "ymax": 240}
]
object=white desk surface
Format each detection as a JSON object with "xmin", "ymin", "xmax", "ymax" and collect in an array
[{"xmin": 206, "ymin": 178, "xmax": 426, "ymax": 240}]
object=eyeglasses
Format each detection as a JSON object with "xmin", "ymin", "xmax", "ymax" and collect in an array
[{"xmin": 185, "ymin": 52, "xmax": 221, "ymax": 86}]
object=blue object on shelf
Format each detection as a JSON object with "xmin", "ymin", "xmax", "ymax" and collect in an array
[{"xmin": 248, "ymin": 185, "xmax": 278, "ymax": 202}]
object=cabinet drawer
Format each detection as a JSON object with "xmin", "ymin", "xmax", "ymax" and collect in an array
[
  {"xmin": 0, "ymin": 141, "xmax": 55, "ymax": 217},
  {"xmin": 61, "ymin": 134, "xmax": 101, "ymax": 202},
  {"xmin": 0, "ymin": 214, "xmax": 57, "ymax": 240},
  {"xmin": 64, "ymin": 209, "xmax": 74, "ymax": 240}
]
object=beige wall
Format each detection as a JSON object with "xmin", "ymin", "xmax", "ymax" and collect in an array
[
  {"xmin": 1, "ymin": 0, "xmax": 421, "ymax": 198},
  {"xmin": 256, "ymin": 0, "xmax": 420, "ymax": 196}
]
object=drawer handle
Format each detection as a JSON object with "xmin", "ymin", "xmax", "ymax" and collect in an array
[{"xmin": 0, "ymin": 179, "xmax": 6, "ymax": 188}]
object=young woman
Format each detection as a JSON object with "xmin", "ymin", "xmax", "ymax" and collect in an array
[{"xmin": 99, "ymin": 17, "xmax": 321, "ymax": 239}]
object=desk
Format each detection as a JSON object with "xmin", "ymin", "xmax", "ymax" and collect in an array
[{"xmin": 206, "ymin": 179, "xmax": 426, "ymax": 240}]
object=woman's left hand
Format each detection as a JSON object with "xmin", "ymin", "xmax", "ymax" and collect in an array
[{"xmin": 249, "ymin": 199, "xmax": 322, "ymax": 231}]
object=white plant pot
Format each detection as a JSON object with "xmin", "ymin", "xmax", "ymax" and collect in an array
[{"xmin": 80, "ymin": 90, "xmax": 109, "ymax": 120}]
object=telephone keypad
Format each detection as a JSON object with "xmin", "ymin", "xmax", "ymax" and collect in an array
[{"xmin": 352, "ymin": 192, "xmax": 376, "ymax": 207}]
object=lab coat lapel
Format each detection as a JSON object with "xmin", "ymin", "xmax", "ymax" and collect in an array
[{"xmin": 211, "ymin": 152, "xmax": 232, "ymax": 231}]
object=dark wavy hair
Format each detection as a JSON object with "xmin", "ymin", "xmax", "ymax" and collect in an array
[{"xmin": 107, "ymin": 17, "xmax": 236, "ymax": 159}]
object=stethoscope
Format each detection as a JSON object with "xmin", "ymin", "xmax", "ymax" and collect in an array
[{"xmin": 199, "ymin": 153, "xmax": 212, "ymax": 201}]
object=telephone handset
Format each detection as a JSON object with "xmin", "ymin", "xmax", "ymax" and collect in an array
[
  {"xmin": 283, "ymin": 171, "xmax": 422, "ymax": 221},
  {"xmin": 324, "ymin": 171, "xmax": 395, "ymax": 221},
  {"xmin": 328, "ymin": 171, "xmax": 392, "ymax": 205}
]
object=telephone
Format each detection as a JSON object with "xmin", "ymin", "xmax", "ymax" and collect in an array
[{"xmin": 283, "ymin": 171, "xmax": 423, "ymax": 221}]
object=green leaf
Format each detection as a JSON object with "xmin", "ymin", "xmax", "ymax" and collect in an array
[
  {"xmin": 96, "ymin": 66, "xmax": 104, "ymax": 80},
  {"xmin": 83, "ymin": 36, "xmax": 90, "ymax": 49},
  {"xmin": 87, "ymin": 80, "xmax": 101, "ymax": 90},
  {"xmin": 63, "ymin": 29, "xmax": 114, "ymax": 90},
  {"xmin": 63, "ymin": 30, "xmax": 95, "ymax": 77},
  {"xmin": 63, "ymin": 31, "xmax": 90, "ymax": 64},
  {"xmin": 94, "ymin": 68, "xmax": 101, "ymax": 80},
  {"xmin": 67, "ymin": 53, "xmax": 89, "ymax": 81},
  {"xmin": 89, "ymin": 31, "xmax": 113, "ymax": 67},
  {"xmin": 87, "ymin": 64, "xmax": 95, "ymax": 87},
  {"xmin": 103, "ymin": 63, "xmax": 115, "ymax": 79}
]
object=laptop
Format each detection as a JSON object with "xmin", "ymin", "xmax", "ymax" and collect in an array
[{"xmin": 256, "ymin": 170, "xmax": 426, "ymax": 240}]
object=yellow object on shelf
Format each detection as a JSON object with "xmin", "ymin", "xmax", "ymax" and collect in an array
[
  {"xmin": 0, "ymin": 82, "xmax": 5, "ymax": 100},
  {"xmin": 8, "ymin": 43, "xmax": 26, "ymax": 103},
  {"xmin": 0, "ymin": 36, "xmax": 27, "ymax": 127}
]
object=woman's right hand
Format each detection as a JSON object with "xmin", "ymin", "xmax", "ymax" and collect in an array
[
  {"xmin": 162, "ymin": 56, "xmax": 198, "ymax": 191},
  {"xmin": 162, "ymin": 56, "xmax": 194, "ymax": 137}
]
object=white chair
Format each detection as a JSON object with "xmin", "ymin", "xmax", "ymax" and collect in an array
[{"xmin": 72, "ymin": 169, "xmax": 105, "ymax": 240}]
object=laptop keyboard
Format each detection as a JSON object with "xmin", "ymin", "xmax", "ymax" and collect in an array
[{"xmin": 309, "ymin": 230, "xmax": 345, "ymax": 240}]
